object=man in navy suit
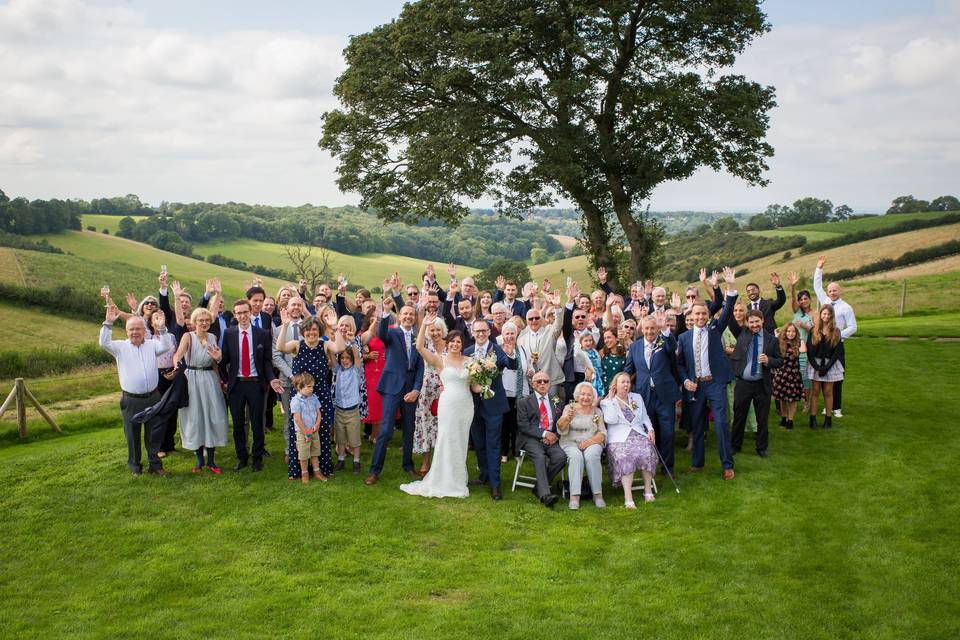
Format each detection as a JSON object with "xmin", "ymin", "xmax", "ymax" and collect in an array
[
  {"xmin": 678, "ymin": 267, "xmax": 739, "ymax": 480},
  {"xmin": 623, "ymin": 313, "xmax": 681, "ymax": 475},
  {"xmin": 464, "ymin": 319, "xmax": 517, "ymax": 500},
  {"xmin": 365, "ymin": 304, "xmax": 425, "ymax": 485},
  {"xmin": 219, "ymin": 299, "xmax": 282, "ymax": 472},
  {"xmin": 728, "ymin": 309, "xmax": 783, "ymax": 457}
]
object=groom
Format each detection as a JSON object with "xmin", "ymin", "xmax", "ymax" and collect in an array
[{"xmin": 464, "ymin": 318, "xmax": 517, "ymax": 500}]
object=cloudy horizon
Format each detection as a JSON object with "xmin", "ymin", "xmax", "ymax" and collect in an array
[{"xmin": 1, "ymin": 0, "xmax": 958, "ymax": 214}]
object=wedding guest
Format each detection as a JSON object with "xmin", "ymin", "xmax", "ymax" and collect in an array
[
  {"xmin": 153, "ymin": 275, "xmax": 185, "ymax": 457},
  {"xmin": 743, "ymin": 273, "xmax": 786, "ymax": 334},
  {"xmin": 493, "ymin": 277, "xmax": 528, "ymax": 317},
  {"xmin": 728, "ymin": 309, "xmax": 783, "ymax": 458},
  {"xmin": 601, "ymin": 372, "xmax": 658, "ymax": 506},
  {"xmin": 262, "ymin": 296, "xmax": 277, "ymax": 324},
  {"xmin": 575, "ymin": 331, "xmax": 605, "ymax": 398},
  {"xmin": 489, "ymin": 302, "xmax": 509, "ymax": 337},
  {"xmin": 562, "ymin": 283, "xmax": 601, "ymax": 399},
  {"xmin": 272, "ymin": 297, "xmax": 305, "ymax": 453},
  {"xmin": 516, "ymin": 373, "xmax": 567, "ymax": 509},
  {"xmin": 360, "ymin": 308, "xmax": 386, "ymax": 442},
  {"xmin": 100, "ymin": 304, "xmax": 174, "ymax": 477},
  {"xmin": 788, "ymin": 272, "xmax": 815, "ymax": 409},
  {"xmin": 599, "ymin": 328, "xmax": 626, "ymax": 394},
  {"xmin": 516, "ymin": 291, "xmax": 565, "ymax": 397},
  {"xmin": 556, "ymin": 383, "xmax": 607, "ymax": 510},
  {"xmin": 498, "ymin": 321, "xmax": 530, "ymax": 463},
  {"xmin": 724, "ymin": 302, "xmax": 756, "ymax": 434},
  {"xmin": 290, "ymin": 373, "xmax": 324, "ymax": 484},
  {"xmin": 413, "ymin": 315, "xmax": 446, "ymax": 476},
  {"xmin": 806, "ymin": 304, "xmax": 845, "ymax": 430},
  {"xmin": 442, "ymin": 283, "xmax": 479, "ymax": 349},
  {"xmin": 773, "ymin": 322, "xmax": 805, "ymax": 430},
  {"xmin": 478, "ymin": 290, "xmax": 494, "ymax": 320},
  {"xmin": 332, "ymin": 347, "xmax": 364, "ymax": 474},
  {"xmin": 169, "ymin": 307, "xmax": 228, "ymax": 473},
  {"xmin": 813, "ymin": 256, "xmax": 857, "ymax": 418}
]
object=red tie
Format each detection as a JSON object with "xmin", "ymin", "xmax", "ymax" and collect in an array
[
  {"xmin": 241, "ymin": 331, "xmax": 251, "ymax": 377},
  {"xmin": 539, "ymin": 397, "xmax": 549, "ymax": 431}
]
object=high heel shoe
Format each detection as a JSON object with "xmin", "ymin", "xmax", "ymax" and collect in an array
[{"xmin": 823, "ymin": 416, "xmax": 833, "ymax": 429}]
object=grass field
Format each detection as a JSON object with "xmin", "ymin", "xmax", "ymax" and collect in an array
[
  {"xmin": 747, "ymin": 210, "xmax": 953, "ymax": 239},
  {"xmin": 855, "ymin": 312, "xmax": 960, "ymax": 338},
  {"xmin": 193, "ymin": 238, "xmax": 478, "ymax": 288},
  {"xmin": 0, "ymin": 326, "xmax": 957, "ymax": 638},
  {"xmin": 0, "ymin": 301, "xmax": 124, "ymax": 352},
  {"xmin": 80, "ymin": 214, "xmax": 147, "ymax": 234}
]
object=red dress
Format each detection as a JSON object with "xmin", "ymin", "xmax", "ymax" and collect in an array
[{"xmin": 363, "ymin": 336, "xmax": 386, "ymax": 425}]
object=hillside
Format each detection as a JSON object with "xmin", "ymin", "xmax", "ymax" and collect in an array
[{"xmin": 748, "ymin": 210, "xmax": 951, "ymax": 240}]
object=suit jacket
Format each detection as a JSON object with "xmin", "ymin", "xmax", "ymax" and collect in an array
[
  {"xmin": 463, "ymin": 341, "xmax": 517, "ymax": 417},
  {"xmin": 728, "ymin": 325, "xmax": 783, "ymax": 395},
  {"xmin": 678, "ymin": 292, "xmax": 737, "ymax": 386},
  {"xmin": 442, "ymin": 299, "xmax": 478, "ymax": 349},
  {"xmin": 219, "ymin": 325, "xmax": 275, "ymax": 393},
  {"xmin": 742, "ymin": 287, "xmax": 787, "ymax": 334},
  {"xmin": 516, "ymin": 392, "xmax": 562, "ymax": 444},
  {"xmin": 516, "ymin": 306, "xmax": 565, "ymax": 385},
  {"xmin": 493, "ymin": 289, "xmax": 529, "ymax": 318},
  {"xmin": 376, "ymin": 318, "xmax": 425, "ymax": 396},
  {"xmin": 623, "ymin": 332, "xmax": 681, "ymax": 405}
]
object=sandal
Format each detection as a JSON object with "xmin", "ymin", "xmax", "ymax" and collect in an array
[
  {"xmin": 301, "ymin": 475, "xmax": 309, "ymax": 485},
  {"xmin": 624, "ymin": 501, "xmax": 637, "ymax": 509},
  {"xmin": 644, "ymin": 493, "xmax": 656, "ymax": 503},
  {"xmin": 313, "ymin": 471, "xmax": 329, "ymax": 482}
]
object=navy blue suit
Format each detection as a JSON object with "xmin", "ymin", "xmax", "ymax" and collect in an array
[
  {"xmin": 623, "ymin": 331, "xmax": 681, "ymax": 472},
  {"xmin": 369, "ymin": 318, "xmax": 425, "ymax": 476},
  {"xmin": 463, "ymin": 341, "xmax": 516, "ymax": 488},
  {"xmin": 493, "ymin": 289, "xmax": 529, "ymax": 318},
  {"xmin": 219, "ymin": 324, "xmax": 275, "ymax": 465},
  {"xmin": 677, "ymin": 292, "xmax": 738, "ymax": 471}
]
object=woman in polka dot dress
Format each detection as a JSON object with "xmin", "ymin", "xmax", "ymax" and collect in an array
[{"xmin": 276, "ymin": 313, "xmax": 346, "ymax": 480}]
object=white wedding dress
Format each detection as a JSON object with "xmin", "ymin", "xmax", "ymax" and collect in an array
[{"xmin": 400, "ymin": 364, "xmax": 475, "ymax": 498}]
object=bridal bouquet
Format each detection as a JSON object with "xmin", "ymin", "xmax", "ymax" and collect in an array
[{"xmin": 468, "ymin": 354, "xmax": 500, "ymax": 400}]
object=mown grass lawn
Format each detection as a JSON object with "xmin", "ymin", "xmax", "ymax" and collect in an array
[{"xmin": 0, "ymin": 331, "xmax": 957, "ymax": 638}]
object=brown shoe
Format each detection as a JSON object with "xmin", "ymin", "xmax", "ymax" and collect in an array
[
  {"xmin": 301, "ymin": 474, "xmax": 309, "ymax": 485},
  {"xmin": 313, "ymin": 471, "xmax": 329, "ymax": 482},
  {"xmin": 147, "ymin": 468, "xmax": 170, "ymax": 477},
  {"xmin": 364, "ymin": 474, "xmax": 379, "ymax": 486},
  {"xmin": 687, "ymin": 466, "xmax": 704, "ymax": 473},
  {"xmin": 723, "ymin": 469, "xmax": 736, "ymax": 480}
]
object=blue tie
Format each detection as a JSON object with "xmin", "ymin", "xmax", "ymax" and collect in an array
[
  {"xmin": 254, "ymin": 316, "xmax": 260, "ymax": 329},
  {"xmin": 751, "ymin": 334, "xmax": 760, "ymax": 376}
]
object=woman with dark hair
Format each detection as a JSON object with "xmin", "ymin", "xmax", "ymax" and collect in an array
[
  {"xmin": 276, "ymin": 313, "xmax": 347, "ymax": 480},
  {"xmin": 599, "ymin": 327, "xmax": 626, "ymax": 395},
  {"xmin": 806, "ymin": 304, "xmax": 844, "ymax": 430},
  {"xmin": 478, "ymin": 290, "xmax": 494, "ymax": 320},
  {"xmin": 360, "ymin": 307, "xmax": 386, "ymax": 442}
]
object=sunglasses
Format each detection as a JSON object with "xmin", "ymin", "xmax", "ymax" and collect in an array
[
  {"xmin": 527, "ymin": 316, "xmax": 541, "ymax": 320},
  {"xmin": 408, "ymin": 291, "xmax": 419, "ymax": 297},
  {"xmin": 533, "ymin": 379, "xmax": 550, "ymax": 384}
]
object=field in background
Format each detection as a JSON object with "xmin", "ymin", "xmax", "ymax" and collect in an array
[
  {"xmin": 80, "ymin": 214, "xmax": 148, "ymax": 234},
  {"xmin": 747, "ymin": 210, "xmax": 950, "ymax": 239}
]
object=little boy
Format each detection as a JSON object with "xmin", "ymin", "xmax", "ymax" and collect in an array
[
  {"xmin": 333, "ymin": 348, "xmax": 364, "ymax": 474},
  {"xmin": 290, "ymin": 373, "xmax": 326, "ymax": 483}
]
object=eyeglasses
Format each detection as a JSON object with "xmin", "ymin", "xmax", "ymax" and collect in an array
[{"xmin": 473, "ymin": 328, "xmax": 489, "ymax": 334}]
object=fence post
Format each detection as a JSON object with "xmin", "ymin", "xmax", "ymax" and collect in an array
[{"xmin": 899, "ymin": 281, "xmax": 906, "ymax": 317}]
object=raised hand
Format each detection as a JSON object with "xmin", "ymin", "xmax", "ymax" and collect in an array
[
  {"xmin": 710, "ymin": 270, "xmax": 719, "ymax": 288},
  {"xmin": 211, "ymin": 278, "xmax": 222, "ymax": 294},
  {"xmin": 446, "ymin": 263, "xmax": 457, "ymax": 279},
  {"xmin": 565, "ymin": 280, "xmax": 578, "ymax": 301},
  {"xmin": 206, "ymin": 343, "xmax": 222, "ymax": 362},
  {"xmin": 448, "ymin": 281, "xmax": 459, "ymax": 295},
  {"xmin": 644, "ymin": 279, "xmax": 653, "ymax": 295},
  {"xmin": 126, "ymin": 292, "xmax": 138, "ymax": 312},
  {"xmin": 279, "ymin": 306, "xmax": 291, "ymax": 325},
  {"xmin": 670, "ymin": 292, "xmax": 681, "ymax": 308},
  {"xmin": 159, "ymin": 270, "xmax": 168, "ymax": 288},
  {"xmin": 105, "ymin": 303, "xmax": 120, "ymax": 324},
  {"xmin": 541, "ymin": 278, "xmax": 550, "ymax": 293},
  {"xmin": 770, "ymin": 272, "xmax": 781, "ymax": 287},
  {"xmin": 100, "ymin": 285, "xmax": 111, "ymax": 300},
  {"xmin": 391, "ymin": 272, "xmax": 401, "ymax": 290},
  {"xmin": 630, "ymin": 303, "xmax": 645, "ymax": 321},
  {"xmin": 381, "ymin": 277, "xmax": 391, "ymax": 294},
  {"xmin": 699, "ymin": 267, "xmax": 707, "ymax": 283},
  {"xmin": 206, "ymin": 278, "xmax": 216, "ymax": 295},
  {"xmin": 788, "ymin": 271, "xmax": 799, "ymax": 286},
  {"xmin": 426, "ymin": 263, "xmax": 436, "ymax": 279},
  {"xmin": 723, "ymin": 266, "xmax": 736, "ymax": 285},
  {"xmin": 596, "ymin": 266, "xmax": 607, "ymax": 284},
  {"xmin": 423, "ymin": 311, "xmax": 438, "ymax": 327},
  {"xmin": 495, "ymin": 275, "xmax": 506, "ymax": 291},
  {"xmin": 817, "ymin": 255, "xmax": 826, "ymax": 269},
  {"xmin": 153, "ymin": 312, "xmax": 166, "ymax": 330},
  {"xmin": 654, "ymin": 309, "xmax": 667, "ymax": 328},
  {"xmin": 547, "ymin": 290, "xmax": 561, "ymax": 307}
]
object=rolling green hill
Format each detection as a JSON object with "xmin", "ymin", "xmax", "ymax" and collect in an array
[
  {"xmin": 81, "ymin": 214, "xmax": 147, "ymax": 234},
  {"xmin": 748, "ymin": 210, "xmax": 951, "ymax": 240}
]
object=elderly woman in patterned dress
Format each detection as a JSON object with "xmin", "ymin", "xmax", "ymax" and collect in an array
[{"xmin": 600, "ymin": 372, "xmax": 658, "ymax": 508}]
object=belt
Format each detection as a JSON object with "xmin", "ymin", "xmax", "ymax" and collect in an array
[
  {"xmin": 337, "ymin": 404, "xmax": 359, "ymax": 411},
  {"xmin": 187, "ymin": 366, "xmax": 214, "ymax": 371},
  {"xmin": 237, "ymin": 376, "xmax": 260, "ymax": 382},
  {"xmin": 123, "ymin": 390, "xmax": 154, "ymax": 399},
  {"xmin": 697, "ymin": 375, "xmax": 714, "ymax": 382}
]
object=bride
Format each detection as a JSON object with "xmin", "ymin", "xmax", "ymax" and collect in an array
[{"xmin": 400, "ymin": 313, "xmax": 476, "ymax": 498}]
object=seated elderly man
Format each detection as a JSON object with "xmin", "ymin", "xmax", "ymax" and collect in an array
[
  {"xmin": 100, "ymin": 302, "xmax": 175, "ymax": 477},
  {"xmin": 516, "ymin": 372, "xmax": 567, "ymax": 509}
]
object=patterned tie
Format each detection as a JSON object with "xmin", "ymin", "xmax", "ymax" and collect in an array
[
  {"xmin": 404, "ymin": 331, "xmax": 412, "ymax": 369},
  {"xmin": 515, "ymin": 353, "xmax": 524, "ymax": 397},
  {"xmin": 645, "ymin": 342, "xmax": 653, "ymax": 369},
  {"xmin": 241, "ymin": 331, "xmax": 251, "ymax": 377},
  {"xmin": 694, "ymin": 328, "xmax": 703, "ymax": 378},
  {"xmin": 539, "ymin": 397, "xmax": 549, "ymax": 431},
  {"xmin": 751, "ymin": 333, "xmax": 760, "ymax": 376}
]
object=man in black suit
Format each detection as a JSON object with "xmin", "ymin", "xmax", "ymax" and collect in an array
[
  {"xmin": 728, "ymin": 309, "xmax": 783, "ymax": 458},
  {"xmin": 743, "ymin": 273, "xmax": 786, "ymax": 334},
  {"xmin": 442, "ymin": 288, "xmax": 479, "ymax": 349},
  {"xmin": 219, "ymin": 299, "xmax": 282, "ymax": 471},
  {"xmin": 516, "ymin": 373, "xmax": 567, "ymax": 508}
]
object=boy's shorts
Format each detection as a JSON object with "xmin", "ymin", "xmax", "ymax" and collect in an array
[
  {"xmin": 334, "ymin": 407, "xmax": 362, "ymax": 449},
  {"xmin": 295, "ymin": 428, "xmax": 322, "ymax": 461}
]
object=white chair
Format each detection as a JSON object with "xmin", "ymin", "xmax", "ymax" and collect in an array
[
  {"xmin": 511, "ymin": 449, "xmax": 566, "ymax": 498},
  {"xmin": 631, "ymin": 476, "xmax": 658, "ymax": 495}
]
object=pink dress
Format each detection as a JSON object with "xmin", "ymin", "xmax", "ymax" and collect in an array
[{"xmin": 363, "ymin": 336, "xmax": 386, "ymax": 425}]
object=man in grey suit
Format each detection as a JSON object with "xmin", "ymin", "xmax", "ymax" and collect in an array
[
  {"xmin": 516, "ymin": 372, "xmax": 567, "ymax": 508},
  {"xmin": 273, "ymin": 296, "xmax": 305, "ymax": 449},
  {"xmin": 516, "ymin": 290, "xmax": 565, "ymax": 397}
]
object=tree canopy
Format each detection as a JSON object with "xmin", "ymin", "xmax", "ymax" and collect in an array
[{"xmin": 320, "ymin": 0, "xmax": 776, "ymax": 288}]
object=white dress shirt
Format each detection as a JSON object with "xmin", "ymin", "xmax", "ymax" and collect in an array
[
  {"xmin": 813, "ymin": 267, "xmax": 858, "ymax": 340},
  {"xmin": 100, "ymin": 325, "xmax": 173, "ymax": 394}
]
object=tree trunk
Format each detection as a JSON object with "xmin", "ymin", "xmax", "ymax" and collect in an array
[{"xmin": 576, "ymin": 198, "xmax": 621, "ymax": 290}]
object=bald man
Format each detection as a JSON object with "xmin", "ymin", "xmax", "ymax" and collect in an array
[{"xmin": 100, "ymin": 305, "xmax": 175, "ymax": 477}]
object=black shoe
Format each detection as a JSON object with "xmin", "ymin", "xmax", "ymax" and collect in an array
[
  {"xmin": 333, "ymin": 459, "xmax": 346, "ymax": 472},
  {"xmin": 468, "ymin": 479, "xmax": 485, "ymax": 487},
  {"xmin": 490, "ymin": 487, "xmax": 502, "ymax": 501},
  {"xmin": 809, "ymin": 416, "xmax": 819, "ymax": 430},
  {"xmin": 540, "ymin": 493, "xmax": 559, "ymax": 509},
  {"xmin": 733, "ymin": 446, "xmax": 742, "ymax": 454},
  {"xmin": 352, "ymin": 461, "xmax": 361, "ymax": 474},
  {"xmin": 757, "ymin": 449, "xmax": 768, "ymax": 458},
  {"xmin": 785, "ymin": 419, "xmax": 794, "ymax": 430},
  {"xmin": 823, "ymin": 416, "xmax": 833, "ymax": 430},
  {"xmin": 234, "ymin": 461, "xmax": 248, "ymax": 471},
  {"xmin": 252, "ymin": 460, "xmax": 264, "ymax": 472},
  {"xmin": 779, "ymin": 417, "xmax": 787, "ymax": 427}
]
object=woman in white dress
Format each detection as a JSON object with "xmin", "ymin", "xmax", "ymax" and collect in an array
[{"xmin": 400, "ymin": 313, "xmax": 476, "ymax": 499}]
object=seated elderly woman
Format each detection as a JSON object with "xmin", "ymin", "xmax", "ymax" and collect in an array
[
  {"xmin": 555, "ymin": 382, "xmax": 607, "ymax": 510},
  {"xmin": 600, "ymin": 372, "xmax": 658, "ymax": 508}
]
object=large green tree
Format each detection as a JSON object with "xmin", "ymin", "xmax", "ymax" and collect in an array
[{"xmin": 320, "ymin": 0, "xmax": 775, "ymax": 288}]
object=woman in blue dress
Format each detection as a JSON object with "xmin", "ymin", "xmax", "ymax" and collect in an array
[{"xmin": 276, "ymin": 312, "xmax": 346, "ymax": 480}]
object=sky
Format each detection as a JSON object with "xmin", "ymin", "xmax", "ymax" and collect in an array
[{"xmin": 1, "ymin": 0, "xmax": 958, "ymax": 213}]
